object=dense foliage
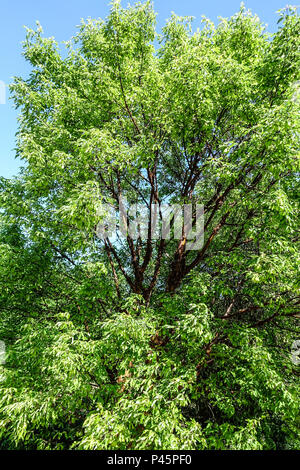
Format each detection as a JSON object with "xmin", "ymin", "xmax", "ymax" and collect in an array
[{"xmin": 0, "ymin": 1, "xmax": 299, "ymax": 450}]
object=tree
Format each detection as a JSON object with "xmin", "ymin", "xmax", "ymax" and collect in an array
[{"xmin": 0, "ymin": 1, "xmax": 299, "ymax": 450}]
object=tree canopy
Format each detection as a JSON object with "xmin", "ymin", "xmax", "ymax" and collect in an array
[{"xmin": 0, "ymin": 1, "xmax": 299, "ymax": 450}]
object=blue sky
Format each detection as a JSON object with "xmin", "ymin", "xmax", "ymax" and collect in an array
[{"xmin": 0, "ymin": 0, "xmax": 289, "ymax": 178}]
